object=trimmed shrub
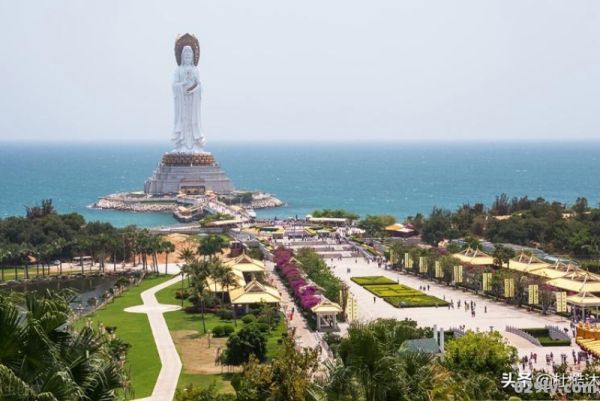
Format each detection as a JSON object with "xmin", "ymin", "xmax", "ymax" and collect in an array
[
  {"xmin": 175, "ymin": 289, "xmax": 189, "ymax": 299},
  {"xmin": 256, "ymin": 322, "xmax": 270, "ymax": 332},
  {"xmin": 212, "ymin": 325, "xmax": 235, "ymax": 337},
  {"xmin": 242, "ymin": 314, "xmax": 256, "ymax": 324},
  {"xmin": 216, "ymin": 308, "xmax": 235, "ymax": 320}
]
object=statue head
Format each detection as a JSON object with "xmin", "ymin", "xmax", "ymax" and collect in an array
[
  {"xmin": 181, "ymin": 46, "xmax": 194, "ymax": 66},
  {"xmin": 175, "ymin": 33, "xmax": 200, "ymax": 66}
]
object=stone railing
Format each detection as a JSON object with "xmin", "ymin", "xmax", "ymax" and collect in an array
[
  {"xmin": 546, "ymin": 325, "xmax": 571, "ymax": 341},
  {"xmin": 449, "ymin": 327, "xmax": 466, "ymax": 338},
  {"xmin": 506, "ymin": 325, "xmax": 541, "ymax": 346}
]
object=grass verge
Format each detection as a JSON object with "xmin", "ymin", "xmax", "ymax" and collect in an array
[{"xmin": 81, "ymin": 273, "xmax": 174, "ymax": 399}]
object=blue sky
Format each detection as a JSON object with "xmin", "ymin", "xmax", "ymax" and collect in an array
[{"xmin": 0, "ymin": 1, "xmax": 599, "ymax": 143}]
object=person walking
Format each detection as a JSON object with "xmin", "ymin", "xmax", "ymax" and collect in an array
[{"xmin": 373, "ymin": 296, "xmax": 376, "ymax": 304}]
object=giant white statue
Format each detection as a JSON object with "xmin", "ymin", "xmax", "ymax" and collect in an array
[{"xmin": 172, "ymin": 34, "xmax": 206, "ymax": 153}]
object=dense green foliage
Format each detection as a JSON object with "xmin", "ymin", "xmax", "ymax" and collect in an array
[
  {"xmin": 414, "ymin": 195, "xmax": 600, "ymax": 260},
  {"xmin": 219, "ymin": 192, "xmax": 253, "ymax": 206},
  {"xmin": 0, "ymin": 290, "xmax": 127, "ymax": 400},
  {"xmin": 222, "ymin": 324, "xmax": 267, "ymax": 365},
  {"xmin": 295, "ymin": 248, "xmax": 342, "ymax": 302},
  {"xmin": 232, "ymin": 335, "xmax": 320, "ymax": 401},
  {"xmin": 443, "ymin": 331, "xmax": 518, "ymax": 400},
  {"xmin": 0, "ymin": 200, "xmax": 176, "ymax": 278},
  {"xmin": 357, "ymin": 214, "xmax": 396, "ymax": 237},
  {"xmin": 311, "ymin": 208, "xmax": 359, "ymax": 220}
]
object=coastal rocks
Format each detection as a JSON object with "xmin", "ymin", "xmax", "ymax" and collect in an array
[
  {"xmin": 250, "ymin": 193, "xmax": 284, "ymax": 209},
  {"xmin": 93, "ymin": 195, "xmax": 176, "ymax": 213}
]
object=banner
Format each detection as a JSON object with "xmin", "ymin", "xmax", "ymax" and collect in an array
[
  {"xmin": 346, "ymin": 294, "xmax": 358, "ymax": 322},
  {"xmin": 389, "ymin": 249, "xmax": 397, "ymax": 265},
  {"xmin": 453, "ymin": 265, "xmax": 463, "ymax": 283},
  {"xmin": 482, "ymin": 272, "xmax": 492, "ymax": 292},
  {"xmin": 555, "ymin": 291, "xmax": 567, "ymax": 313},
  {"xmin": 404, "ymin": 253, "xmax": 411, "ymax": 269},
  {"xmin": 434, "ymin": 260, "xmax": 443, "ymax": 278},
  {"xmin": 419, "ymin": 256, "xmax": 428, "ymax": 273},
  {"xmin": 504, "ymin": 278, "xmax": 515, "ymax": 298},
  {"xmin": 528, "ymin": 284, "xmax": 539, "ymax": 305}
]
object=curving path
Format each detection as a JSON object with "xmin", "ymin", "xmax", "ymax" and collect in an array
[{"xmin": 125, "ymin": 275, "xmax": 182, "ymax": 401}]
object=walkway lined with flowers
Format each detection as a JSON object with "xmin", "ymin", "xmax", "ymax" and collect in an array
[{"xmin": 266, "ymin": 261, "xmax": 328, "ymax": 355}]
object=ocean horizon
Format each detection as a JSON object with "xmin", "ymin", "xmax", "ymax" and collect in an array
[{"xmin": 2, "ymin": 141, "xmax": 599, "ymax": 227}]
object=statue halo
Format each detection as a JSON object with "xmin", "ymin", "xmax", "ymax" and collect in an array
[{"xmin": 175, "ymin": 33, "xmax": 200, "ymax": 66}]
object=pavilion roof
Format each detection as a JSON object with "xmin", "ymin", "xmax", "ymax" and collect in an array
[
  {"xmin": 547, "ymin": 271, "xmax": 600, "ymax": 293},
  {"xmin": 567, "ymin": 292, "xmax": 600, "ymax": 307},
  {"xmin": 311, "ymin": 299, "xmax": 343, "ymax": 314},
  {"xmin": 230, "ymin": 279, "xmax": 281, "ymax": 304},
  {"xmin": 508, "ymin": 252, "xmax": 550, "ymax": 273},
  {"xmin": 205, "ymin": 269, "xmax": 246, "ymax": 292},
  {"xmin": 224, "ymin": 253, "xmax": 266, "ymax": 273},
  {"xmin": 452, "ymin": 247, "xmax": 496, "ymax": 266}
]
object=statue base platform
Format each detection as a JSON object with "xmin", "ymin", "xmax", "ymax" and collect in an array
[{"xmin": 144, "ymin": 152, "xmax": 234, "ymax": 195}]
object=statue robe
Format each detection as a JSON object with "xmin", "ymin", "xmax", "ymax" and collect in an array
[{"xmin": 172, "ymin": 65, "xmax": 204, "ymax": 153}]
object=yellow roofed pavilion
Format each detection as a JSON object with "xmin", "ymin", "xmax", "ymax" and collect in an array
[
  {"xmin": 229, "ymin": 279, "xmax": 281, "ymax": 304},
  {"xmin": 224, "ymin": 253, "xmax": 266, "ymax": 273}
]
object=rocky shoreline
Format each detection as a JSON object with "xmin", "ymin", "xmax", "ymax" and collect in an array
[
  {"xmin": 91, "ymin": 192, "xmax": 283, "ymax": 214},
  {"xmin": 93, "ymin": 197, "xmax": 175, "ymax": 213}
]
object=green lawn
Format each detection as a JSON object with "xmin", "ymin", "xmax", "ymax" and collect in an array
[
  {"xmin": 82, "ymin": 274, "xmax": 175, "ymax": 399},
  {"xmin": 178, "ymin": 373, "xmax": 237, "ymax": 393},
  {"xmin": 355, "ymin": 279, "xmax": 448, "ymax": 308},
  {"xmin": 155, "ymin": 279, "xmax": 287, "ymax": 392}
]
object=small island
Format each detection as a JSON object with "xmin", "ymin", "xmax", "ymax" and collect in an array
[
  {"xmin": 92, "ymin": 190, "xmax": 283, "ymax": 223},
  {"xmin": 93, "ymin": 34, "xmax": 283, "ymax": 223}
]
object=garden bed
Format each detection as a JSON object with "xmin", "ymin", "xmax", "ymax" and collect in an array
[
  {"xmin": 352, "ymin": 276, "xmax": 448, "ymax": 308},
  {"xmin": 522, "ymin": 328, "xmax": 571, "ymax": 347},
  {"xmin": 351, "ymin": 276, "xmax": 397, "ymax": 285}
]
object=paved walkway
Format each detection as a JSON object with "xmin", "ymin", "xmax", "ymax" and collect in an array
[
  {"xmin": 265, "ymin": 262, "xmax": 332, "ymax": 360},
  {"xmin": 125, "ymin": 274, "xmax": 182, "ymax": 401},
  {"xmin": 328, "ymin": 256, "xmax": 582, "ymax": 371}
]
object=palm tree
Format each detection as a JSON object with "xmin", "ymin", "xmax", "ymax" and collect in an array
[
  {"xmin": 0, "ymin": 289, "xmax": 127, "ymax": 399},
  {"xmin": 218, "ymin": 265, "xmax": 239, "ymax": 305},
  {"xmin": 186, "ymin": 260, "xmax": 212, "ymax": 334},
  {"xmin": 161, "ymin": 238, "xmax": 175, "ymax": 275},
  {"xmin": 197, "ymin": 234, "xmax": 226, "ymax": 261},
  {"xmin": 178, "ymin": 247, "xmax": 196, "ymax": 285},
  {"xmin": 178, "ymin": 247, "xmax": 196, "ymax": 264},
  {"xmin": 73, "ymin": 236, "xmax": 91, "ymax": 275},
  {"xmin": 210, "ymin": 261, "xmax": 226, "ymax": 299},
  {"xmin": 20, "ymin": 244, "xmax": 33, "ymax": 280},
  {"xmin": 0, "ymin": 247, "xmax": 7, "ymax": 282}
]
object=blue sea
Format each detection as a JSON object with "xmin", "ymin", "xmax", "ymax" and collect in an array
[{"xmin": 1, "ymin": 142, "xmax": 599, "ymax": 228}]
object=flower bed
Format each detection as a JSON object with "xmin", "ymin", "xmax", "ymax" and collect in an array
[
  {"xmin": 352, "ymin": 277, "xmax": 448, "ymax": 308},
  {"xmin": 351, "ymin": 276, "xmax": 397, "ymax": 286},
  {"xmin": 273, "ymin": 248, "xmax": 321, "ymax": 311}
]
